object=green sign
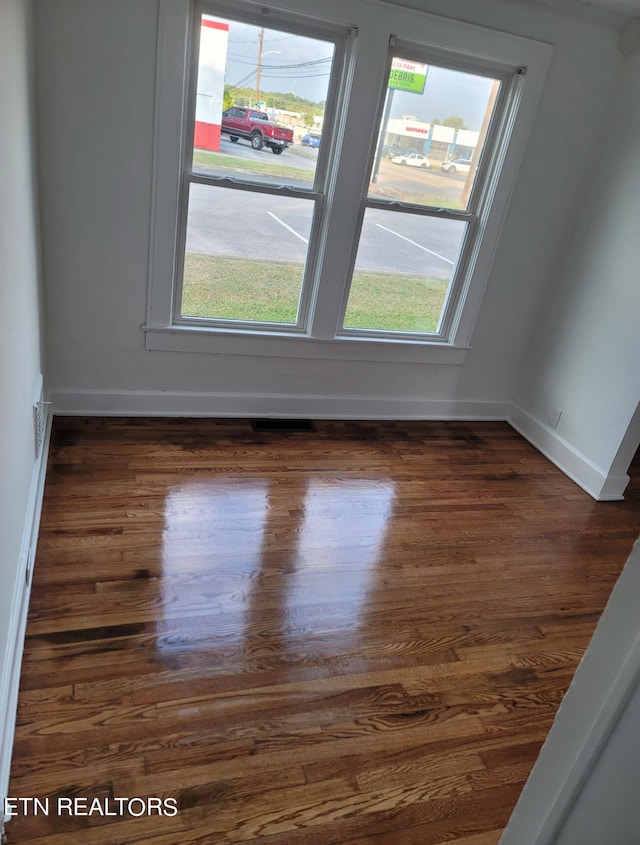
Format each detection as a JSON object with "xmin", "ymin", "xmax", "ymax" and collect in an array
[{"xmin": 388, "ymin": 59, "xmax": 428, "ymax": 94}]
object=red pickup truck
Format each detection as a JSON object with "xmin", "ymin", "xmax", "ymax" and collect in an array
[{"xmin": 221, "ymin": 107, "xmax": 294, "ymax": 155}]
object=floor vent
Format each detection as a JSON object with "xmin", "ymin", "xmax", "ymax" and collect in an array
[{"xmin": 251, "ymin": 419, "xmax": 316, "ymax": 433}]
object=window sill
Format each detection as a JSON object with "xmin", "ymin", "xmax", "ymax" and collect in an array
[{"xmin": 143, "ymin": 324, "xmax": 470, "ymax": 365}]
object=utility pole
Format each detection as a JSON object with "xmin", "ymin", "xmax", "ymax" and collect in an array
[
  {"xmin": 460, "ymin": 78, "xmax": 500, "ymax": 207},
  {"xmin": 371, "ymin": 89, "xmax": 394, "ymax": 184},
  {"xmin": 256, "ymin": 27, "xmax": 264, "ymax": 104}
]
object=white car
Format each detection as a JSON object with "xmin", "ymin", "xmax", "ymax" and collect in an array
[
  {"xmin": 391, "ymin": 153, "xmax": 431, "ymax": 169},
  {"xmin": 440, "ymin": 158, "xmax": 472, "ymax": 174}
]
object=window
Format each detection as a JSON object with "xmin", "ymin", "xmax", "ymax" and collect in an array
[
  {"xmin": 343, "ymin": 52, "xmax": 507, "ymax": 338},
  {"xmin": 146, "ymin": 0, "xmax": 552, "ymax": 362},
  {"xmin": 178, "ymin": 8, "xmax": 344, "ymax": 329}
]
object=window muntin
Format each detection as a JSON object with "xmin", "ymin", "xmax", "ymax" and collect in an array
[
  {"xmin": 176, "ymin": 6, "xmax": 343, "ymax": 327},
  {"xmin": 341, "ymin": 49, "xmax": 506, "ymax": 339}
]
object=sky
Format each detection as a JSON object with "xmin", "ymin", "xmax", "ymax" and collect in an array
[
  {"xmin": 221, "ymin": 19, "xmax": 334, "ymax": 104},
  {"xmin": 213, "ymin": 16, "xmax": 495, "ymax": 131}
]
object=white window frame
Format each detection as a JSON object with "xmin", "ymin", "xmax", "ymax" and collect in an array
[
  {"xmin": 145, "ymin": 0, "xmax": 552, "ymax": 365},
  {"xmin": 174, "ymin": 2, "xmax": 353, "ymax": 335},
  {"xmin": 339, "ymin": 40, "xmax": 521, "ymax": 343}
]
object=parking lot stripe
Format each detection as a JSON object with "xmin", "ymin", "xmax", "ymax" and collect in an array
[
  {"xmin": 376, "ymin": 223, "xmax": 455, "ymax": 266},
  {"xmin": 267, "ymin": 211, "xmax": 309, "ymax": 244}
]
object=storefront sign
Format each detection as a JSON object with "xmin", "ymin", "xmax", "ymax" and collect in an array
[{"xmin": 388, "ymin": 58, "xmax": 428, "ymax": 94}]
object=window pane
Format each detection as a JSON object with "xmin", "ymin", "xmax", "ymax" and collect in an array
[
  {"xmin": 180, "ymin": 185, "xmax": 314, "ymax": 324},
  {"xmin": 369, "ymin": 59, "xmax": 501, "ymax": 210},
  {"xmin": 342, "ymin": 208, "xmax": 467, "ymax": 334},
  {"xmin": 192, "ymin": 14, "xmax": 334, "ymax": 190}
]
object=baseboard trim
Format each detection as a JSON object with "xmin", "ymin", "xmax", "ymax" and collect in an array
[
  {"xmin": 49, "ymin": 388, "xmax": 512, "ymax": 421},
  {"xmin": 43, "ymin": 393, "xmax": 628, "ymax": 501},
  {"xmin": 0, "ymin": 408, "xmax": 52, "ymax": 820},
  {"xmin": 509, "ymin": 404, "xmax": 626, "ymax": 501}
]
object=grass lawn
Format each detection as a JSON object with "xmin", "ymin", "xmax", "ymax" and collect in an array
[
  {"xmin": 181, "ymin": 253, "xmax": 449, "ymax": 333},
  {"xmin": 194, "ymin": 149, "xmax": 465, "ymax": 210},
  {"xmin": 193, "ymin": 150, "xmax": 314, "ymax": 185}
]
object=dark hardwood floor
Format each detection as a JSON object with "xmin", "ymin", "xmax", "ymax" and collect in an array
[{"xmin": 7, "ymin": 418, "xmax": 640, "ymax": 844}]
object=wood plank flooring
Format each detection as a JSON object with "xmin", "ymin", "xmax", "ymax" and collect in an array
[{"xmin": 7, "ymin": 418, "xmax": 640, "ymax": 844}]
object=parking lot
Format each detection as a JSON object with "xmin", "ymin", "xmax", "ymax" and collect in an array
[
  {"xmin": 188, "ymin": 140, "xmax": 469, "ymax": 281},
  {"xmin": 205, "ymin": 137, "xmax": 468, "ymax": 199}
]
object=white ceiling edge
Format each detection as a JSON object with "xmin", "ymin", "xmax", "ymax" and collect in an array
[
  {"xmin": 512, "ymin": 0, "xmax": 634, "ymax": 26},
  {"xmin": 385, "ymin": 0, "xmax": 637, "ymax": 30},
  {"xmin": 583, "ymin": 0, "xmax": 640, "ymax": 15}
]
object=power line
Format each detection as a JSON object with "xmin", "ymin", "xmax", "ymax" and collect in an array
[
  {"xmin": 227, "ymin": 34, "xmax": 296, "ymax": 44},
  {"xmin": 226, "ymin": 55, "xmax": 332, "ymax": 69},
  {"xmin": 226, "ymin": 70, "xmax": 257, "ymax": 90},
  {"xmin": 260, "ymin": 71, "xmax": 331, "ymax": 79}
]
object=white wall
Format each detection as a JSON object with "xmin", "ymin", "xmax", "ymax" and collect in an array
[
  {"xmin": 514, "ymin": 43, "xmax": 640, "ymax": 499},
  {"xmin": 0, "ymin": 0, "xmax": 45, "ymax": 803},
  {"xmin": 34, "ymin": 0, "xmax": 623, "ymax": 423},
  {"xmin": 555, "ymin": 674, "xmax": 640, "ymax": 845},
  {"xmin": 501, "ymin": 537, "xmax": 640, "ymax": 845}
]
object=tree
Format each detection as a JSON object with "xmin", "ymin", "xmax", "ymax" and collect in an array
[
  {"xmin": 430, "ymin": 116, "xmax": 467, "ymax": 129},
  {"xmin": 442, "ymin": 115, "xmax": 467, "ymax": 130},
  {"xmin": 222, "ymin": 85, "xmax": 325, "ymax": 117}
]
